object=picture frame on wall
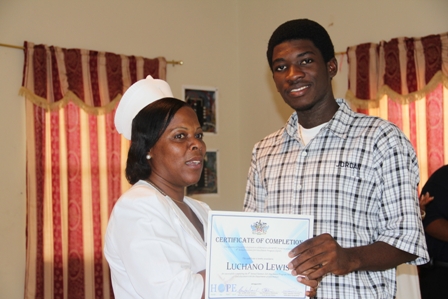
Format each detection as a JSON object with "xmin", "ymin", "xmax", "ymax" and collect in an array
[
  {"xmin": 186, "ymin": 150, "xmax": 218, "ymax": 195},
  {"xmin": 182, "ymin": 85, "xmax": 218, "ymax": 134}
]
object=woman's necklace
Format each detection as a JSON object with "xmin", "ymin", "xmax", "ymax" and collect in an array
[
  {"xmin": 146, "ymin": 179, "xmax": 186, "ymax": 205},
  {"xmin": 147, "ymin": 180, "xmax": 204, "ymax": 241}
]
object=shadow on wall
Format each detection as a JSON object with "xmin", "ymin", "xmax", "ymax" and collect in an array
[{"xmin": 264, "ymin": 68, "xmax": 294, "ymax": 122}]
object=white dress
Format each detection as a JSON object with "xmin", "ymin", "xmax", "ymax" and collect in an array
[
  {"xmin": 104, "ymin": 180, "xmax": 210, "ymax": 299},
  {"xmin": 396, "ymin": 264, "xmax": 421, "ymax": 299}
]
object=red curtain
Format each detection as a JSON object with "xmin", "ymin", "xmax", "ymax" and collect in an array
[
  {"xmin": 21, "ymin": 41, "xmax": 167, "ymax": 299},
  {"xmin": 346, "ymin": 32, "xmax": 448, "ymax": 187}
]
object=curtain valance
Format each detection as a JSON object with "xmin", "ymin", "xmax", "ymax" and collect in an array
[
  {"xmin": 346, "ymin": 32, "xmax": 448, "ymax": 109},
  {"xmin": 23, "ymin": 41, "xmax": 165, "ymax": 298},
  {"xmin": 20, "ymin": 41, "xmax": 167, "ymax": 114}
]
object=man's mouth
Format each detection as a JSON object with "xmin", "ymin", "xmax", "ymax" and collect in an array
[
  {"xmin": 186, "ymin": 160, "xmax": 201, "ymax": 166},
  {"xmin": 288, "ymin": 84, "xmax": 310, "ymax": 97},
  {"xmin": 290, "ymin": 85, "xmax": 309, "ymax": 93}
]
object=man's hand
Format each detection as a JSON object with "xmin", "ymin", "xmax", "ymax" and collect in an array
[
  {"xmin": 287, "ymin": 234, "xmax": 417, "ymax": 281},
  {"xmin": 287, "ymin": 233, "xmax": 356, "ymax": 280}
]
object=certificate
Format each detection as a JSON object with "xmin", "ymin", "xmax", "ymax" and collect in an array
[{"xmin": 205, "ymin": 211, "xmax": 313, "ymax": 299}]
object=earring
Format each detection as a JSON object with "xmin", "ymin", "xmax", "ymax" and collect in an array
[{"xmin": 146, "ymin": 154, "xmax": 151, "ymax": 160}]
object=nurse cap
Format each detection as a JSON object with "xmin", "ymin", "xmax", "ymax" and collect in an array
[{"xmin": 114, "ymin": 75, "xmax": 174, "ymax": 140}]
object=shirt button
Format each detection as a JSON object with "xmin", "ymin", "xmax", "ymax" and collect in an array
[
  {"xmin": 297, "ymin": 184, "xmax": 302, "ymax": 190},
  {"xmin": 301, "ymin": 151, "xmax": 307, "ymax": 157}
]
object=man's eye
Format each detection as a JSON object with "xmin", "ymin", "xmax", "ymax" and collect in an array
[
  {"xmin": 274, "ymin": 65, "xmax": 287, "ymax": 72},
  {"xmin": 300, "ymin": 58, "xmax": 313, "ymax": 65}
]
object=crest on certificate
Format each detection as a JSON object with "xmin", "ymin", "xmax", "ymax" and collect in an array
[{"xmin": 251, "ymin": 220, "xmax": 269, "ymax": 235}]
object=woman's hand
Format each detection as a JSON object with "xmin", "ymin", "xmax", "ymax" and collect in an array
[
  {"xmin": 198, "ymin": 270, "xmax": 206, "ymax": 299},
  {"xmin": 296, "ymin": 275, "xmax": 321, "ymax": 298},
  {"xmin": 419, "ymin": 192, "xmax": 434, "ymax": 219}
]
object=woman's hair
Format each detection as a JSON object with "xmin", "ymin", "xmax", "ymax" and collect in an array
[
  {"xmin": 125, "ymin": 97, "xmax": 189, "ymax": 184},
  {"xmin": 266, "ymin": 18, "xmax": 335, "ymax": 70}
]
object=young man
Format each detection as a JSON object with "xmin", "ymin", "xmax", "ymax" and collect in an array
[{"xmin": 243, "ymin": 19, "xmax": 429, "ymax": 298}]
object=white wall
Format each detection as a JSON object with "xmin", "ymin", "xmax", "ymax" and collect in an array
[
  {"xmin": 237, "ymin": 0, "xmax": 448, "ymax": 187},
  {"xmin": 1, "ymin": 0, "xmax": 447, "ymax": 298},
  {"xmin": 0, "ymin": 1, "xmax": 241, "ymax": 298}
]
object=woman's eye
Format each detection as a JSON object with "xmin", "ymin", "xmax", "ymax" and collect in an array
[
  {"xmin": 196, "ymin": 133, "xmax": 203, "ymax": 139},
  {"xmin": 174, "ymin": 133, "xmax": 185, "ymax": 139}
]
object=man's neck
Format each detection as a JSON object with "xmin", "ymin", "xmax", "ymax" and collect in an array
[{"xmin": 297, "ymin": 99, "xmax": 339, "ymax": 128}]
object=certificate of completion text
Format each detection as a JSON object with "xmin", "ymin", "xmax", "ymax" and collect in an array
[{"xmin": 206, "ymin": 211, "xmax": 313, "ymax": 299}]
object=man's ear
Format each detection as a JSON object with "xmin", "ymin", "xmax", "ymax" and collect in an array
[{"xmin": 327, "ymin": 57, "xmax": 338, "ymax": 78}]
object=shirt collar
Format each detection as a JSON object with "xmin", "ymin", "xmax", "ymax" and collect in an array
[{"xmin": 284, "ymin": 98, "xmax": 354, "ymax": 140}]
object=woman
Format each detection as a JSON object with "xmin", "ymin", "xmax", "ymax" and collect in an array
[
  {"xmin": 105, "ymin": 75, "xmax": 318, "ymax": 299},
  {"xmin": 105, "ymin": 75, "xmax": 209, "ymax": 299},
  {"xmin": 419, "ymin": 165, "xmax": 448, "ymax": 299}
]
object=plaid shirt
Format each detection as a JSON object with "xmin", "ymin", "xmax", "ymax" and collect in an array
[{"xmin": 244, "ymin": 99, "xmax": 429, "ymax": 299}]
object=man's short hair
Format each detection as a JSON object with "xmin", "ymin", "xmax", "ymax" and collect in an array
[{"xmin": 267, "ymin": 19, "xmax": 335, "ymax": 69}]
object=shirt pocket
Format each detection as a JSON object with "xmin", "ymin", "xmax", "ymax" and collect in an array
[{"xmin": 322, "ymin": 160, "xmax": 377, "ymax": 207}]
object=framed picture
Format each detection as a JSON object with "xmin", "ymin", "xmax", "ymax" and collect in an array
[
  {"xmin": 186, "ymin": 150, "xmax": 218, "ymax": 195},
  {"xmin": 182, "ymin": 85, "xmax": 217, "ymax": 134}
]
